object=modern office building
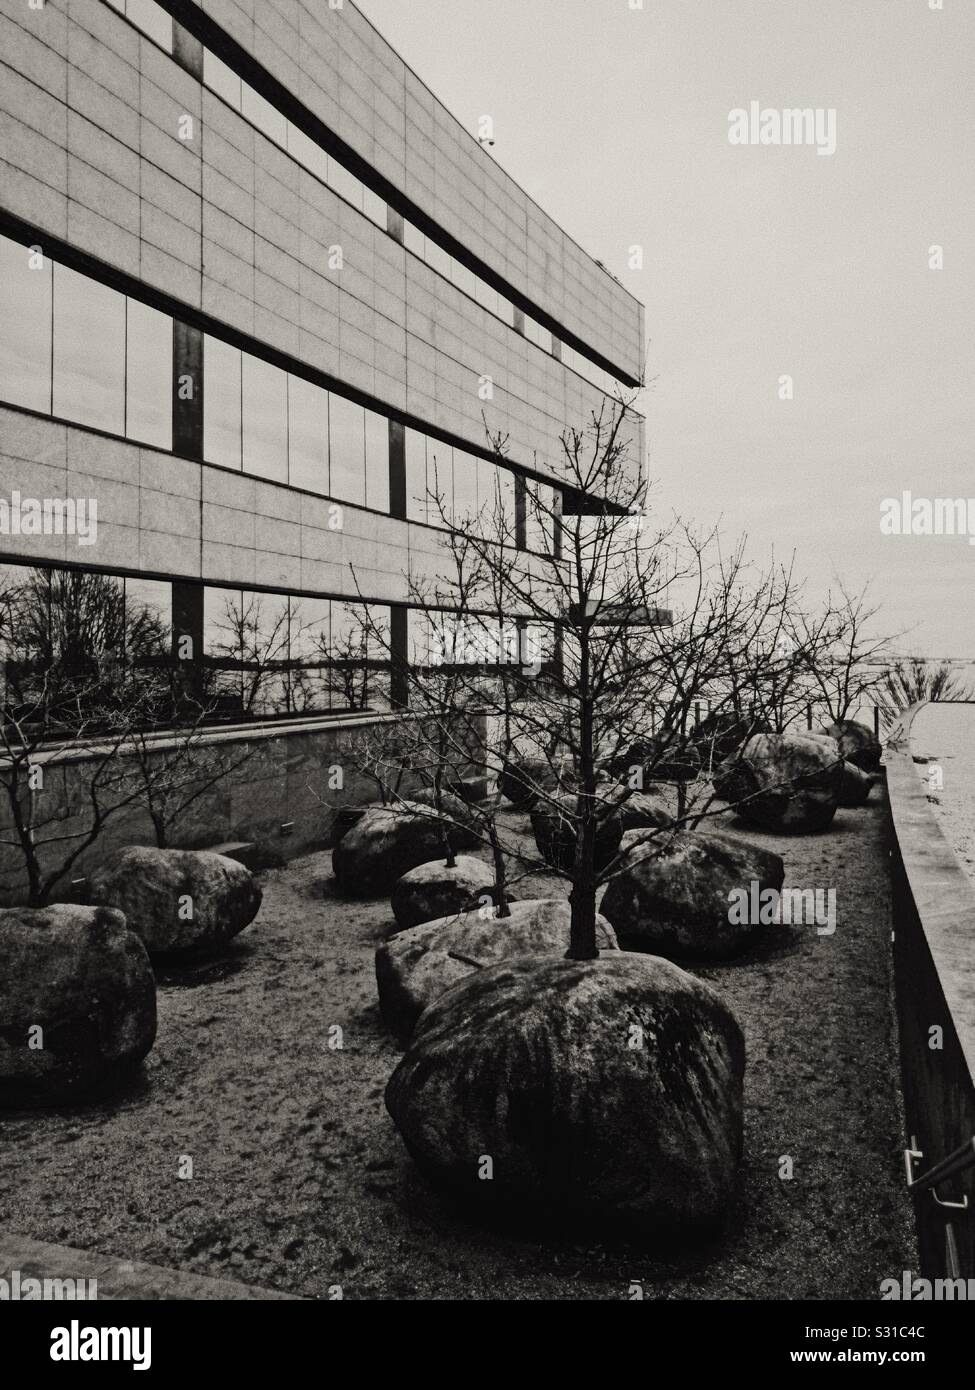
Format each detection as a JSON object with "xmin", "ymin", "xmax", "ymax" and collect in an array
[{"xmin": 0, "ymin": 0, "xmax": 645, "ymax": 863}]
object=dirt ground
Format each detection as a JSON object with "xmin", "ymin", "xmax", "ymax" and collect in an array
[{"xmin": 1, "ymin": 788, "xmax": 916, "ymax": 1300}]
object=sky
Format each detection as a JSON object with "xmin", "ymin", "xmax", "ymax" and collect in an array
[{"xmin": 357, "ymin": 0, "xmax": 975, "ymax": 662}]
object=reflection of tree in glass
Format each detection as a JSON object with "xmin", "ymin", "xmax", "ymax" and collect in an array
[{"xmin": 206, "ymin": 590, "xmax": 292, "ymax": 716}]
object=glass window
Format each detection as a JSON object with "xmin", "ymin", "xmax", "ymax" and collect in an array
[
  {"xmin": 242, "ymin": 83, "xmax": 287, "ymax": 147},
  {"xmin": 364, "ymin": 408, "xmax": 389, "ymax": 513},
  {"xmin": 477, "ymin": 459, "xmax": 516, "ymax": 537},
  {"xmin": 363, "ymin": 188, "xmax": 387, "ymax": 229},
  {"xmin": 524, "ymin": 316, "xmax": 541, "ymax": 346},
  {"xmin": 450, "ymin": 260, "xmax": 477, "ymax": 299},
  {"xmin": 204, "ymin": 587, "xmax": 244, "ymax": 709},
  {"xmin": 474, "ymin": 276, "xmax": 498, "ymax": 317},
  {"xmin": 125, "ymin": 0, "xmax": 173, "ymax": 51},
  {"xmin": 329, "ymin": 602, "xmax": 372, "ymax": 710},
  {"xmin": 203, "ymin": 335, "xmax": 242, "ymax": 470},
  {"xmin": 424, "ymin": 239, "xmax": 451, "ymax": 279},
  {"xmin": 288, "ymin": 595, "xmax": 330, "ymax": 711},
  {"xmin": 451, "ymin": 449, "xmax": 479, "ymax": 527},
  {"xmin": 125, "ymin": 298, "xmax": 172, "ymax": 449},
  {"xmin": 288, "ymin": 374, "xmax": 329, "ymax": 494},
  {"xmin": 0, "ymin": 233, "xmax": 52, "ymax": 414},
  {"xmin": 403, "ymin": 221, "xmax": 425, "ymax": 258},
  {"xmin": 425, "ymin": 440, "xmax": 453, "ymax": 525},
  {"xmin": 537, "ymin": 324, "xmax": 553, "ymax": 353},
  {"xmin": 404, "ymin": 428, "xmax": 427, "ymax": 523},
  {"xmin": 53, "ymin": 264, "xmax": 125, "ymax": 435},
  {"xmin": 328, "ymin": 394, "xmax": 365, "ymax": 505},
  {"xmin": 203, "ymin": 49, "xmax": 242, "ymax": 110},
  {"xmin": 125, "ymin": 577, "xmax": 171, "ymax": 662},
  {"xmin": 238, "ymin": 589, "xmax": 291, "ymax": 715},
  {"xmin": 525, "ymin": 481, "xmax": 556, "ymax": 554},
  {"xmin": 407, "ymin": 609, "xmax": 434, "ymax": 667},
  {"xmin": 327, "ymin": 161, "xmax": 364, "ymax": 213},
  {"xmin": 242, "ymin": 354, "xmax": 288, "ymax": 482},
  {"xmin": 286, "ymin": 122, "xmax": 328, "ymax": 181}
]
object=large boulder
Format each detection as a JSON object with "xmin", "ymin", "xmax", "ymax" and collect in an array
[
  {"xmin": 88, "ymin": 847, "xmax": 262, "ymax": 961},
  {"xmin": 0, "ymin": 905, "xmax": 156, "ymax": 1106},
  {"xmin": 376, "ymin": 898, "xmax": 618, "ymax": 1046},
  {"xmin": 405, "ymin": 789, "xmax": 480, "ymax": 848},
  {"xmin": 601, "ymin": 827, "xmax": 785, "ymax": 960},
  {"xmin": 498, "ymin": 759, "xmax": 569, "ymax": 809},
  {"xmin": 530, "ymin": 793, "xmax": 623, "ymax": 874},
  {"xmin": 390, "ymin": 855, "xmax": 513, "ymax": 933},
  {"xmin": 837, "ymin": 759, "xmax": 871, "ymax": 808},
  {"xmin": 690, "ymin": 711, "xmax": 768, "ymax": 771},
  {"xmin": 386, "ymin": 951, "xmax": 745, "ymax": 1236},
  {"xmin": 612, "ymin": 736, "xmax": 701, "ymax": 785},
  {"xmin": 712, "ymin": 733, "xmax": 843, "ymax": 833},
  {"xmin": 332, "ymin": 802, "xmax": 469, "ymax": 896},
  {"xmin": 821, "ymin": 719, "xmax": 882, "ymax": 771}
]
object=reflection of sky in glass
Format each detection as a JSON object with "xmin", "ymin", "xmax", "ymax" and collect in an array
[
  {"xmin": 0, "ymin": 235, "xmax": 52, "ymax": 414},
  {"xmin": 452, "ymin": 450, "xmax": 478, "ymax": 525},
  {"xmin": 242, "ymin": 356, "xmax": 288, "ymax": 483},
  {"xmin": 328, "ymin": 394, "xmax": 365, "ymax": 506},
  {"xmin": 203, "ymin": 336, "xmax": 242, "ymax": 470},
  {"xmin": 126, "ymin": 299, "xmax": 172, "ymax": 449},
  {"xmin": 425, "ymin": 442, "xmax": 453, "ymax": 523},
  {"xmin": 364, "ymin": 408, "xmax": 389, "ymax": 512},
  {"xmin": 53, "ymin": 265, "xmax": 125, "ymax": 434},
  {"xmin": 405, "ymin": 429, "xmax": 427, "ymax": 523},
  {"xmin": 288, "ymin": 375, "xmax": 329, "ymax": 494}
]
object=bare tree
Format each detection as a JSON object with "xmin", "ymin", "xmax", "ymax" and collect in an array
[{"xmin": 346, "ymin": 394, "xmax": 835, "ymax": 960}]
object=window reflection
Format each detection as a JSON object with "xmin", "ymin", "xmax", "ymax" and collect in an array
[
  {"xmin": 203, "ymin": 336, "xmax": 242, "ymax": 470},
  {"xmin": 0, "ymin": 233, "xmax": 52, "ymax": 414},
  {"xmin": 203, "ymin": 49, "xmax": 241, "ymax": 110},
  {"xmin": 242, "ymin": 355, "xmax": 288, "ymax": 483},
  {"xmin": 404, "ymin": 428, "xmax": 427, "ymax": 523},
  {"xmin": 53, "ymin": 264, "xmax": 125, "ymax": 435},
  {"xmin": 328, "ymin": 394, "xmax": 365, "ymax": 506},
  {"xmin": 126, "ymin": 299, "xmax": 172, "ymax": 449},
  {"xmin": 364, "ymin": 408, "xmax": 389, "ymax": 513},
  {"xmin": 288, "ymin": 374, "xmax": 329, "ymax": 494}
]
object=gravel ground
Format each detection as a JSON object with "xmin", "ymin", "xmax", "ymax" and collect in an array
[
  {"xmin": 1, "ymin": 791, "xmax": 915, "ymax": 1300},
  {"xmin": 911, "ymin": 702, "xmax": 975, "ymax": 884}
]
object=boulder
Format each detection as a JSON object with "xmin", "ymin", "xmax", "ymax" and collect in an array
[
  {"xmin": 332, "ymin": 802, "xmax": 469, "ymax": 896},
  {"xmin": 386, "ymin": 951, "xmax": 744, "ymax": 1236},
  {"xmin": 613, "ymin": 737, "xmax": 701, "ymax": 784},
  {"xmin": 712, "ymin": 732, "xmax": 843, "ymax": 833},
  {"xmin": 390, "ymin": 855, "xmax": 513, "ymax": 932},
  {"xmin": 376, "ymin": 898, "xmax": 618, "ymax": 1045},
  {"xmin": 447, "ymin": 776, "xmax": 491, "ymax": 805},
  {"xmin": 609, "ymin": 787, "xmax": 675, "ymax": 831},
  {"xmin": 405, "ymin": 789, "xmax": 480, "ymax": 848},
  {"xmin": 837, "ymin": 759, "xmax": 872, "ymax": 808},
  {"xmin": 88, "ymin": 847, "xmax": 262, "ymax": 961},
  {"xmin": 0, "ymin": 904, "xmax": 156, "ymax": 1106},
  {"xmin": 601, "ymin": 827, "xmax": 786, "ymax": 960},
  {"xmin": 690, "ymin": 711, "xmax": 768, "ymax": 770},
  {"xmin": 498, "ymin": 759, "xmax": 568, "ymax": 809},
  {"xmin": 821, "ymin": 719, "xmax": 882, "ymax": 771},
  {"xmin": 530, "ymin": 792, "xmax": 623, "ymax": 874}
]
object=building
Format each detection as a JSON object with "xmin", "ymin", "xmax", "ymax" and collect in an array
[{"xmin": 0, "ymin": 0, "xmax": 645, "ymax": 871}]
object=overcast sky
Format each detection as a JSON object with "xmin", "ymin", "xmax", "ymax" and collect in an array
[{"xmin": 358, "ymin": 0, "xmax": 975, "ymax": 661}]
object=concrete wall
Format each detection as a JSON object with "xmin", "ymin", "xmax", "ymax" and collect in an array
[
  {"xmin": 887, "ymin": 701, "xmax": 975, "ymax": 1279},
  {"xmin": 0, "ymin": 708, "xmax": 482, "ymax": 904}
]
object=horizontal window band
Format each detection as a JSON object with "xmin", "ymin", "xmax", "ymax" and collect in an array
[
  {"xmin": 0, "ymin": 550, "xmax": 552, "ymax": 624},
  {"xmin": 0, "ymin": 209, "xmax": 627, "ymax": 517},
  {"xmin": 156, "ymin": 0, "xmax": 642, "ymax": 389}
]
